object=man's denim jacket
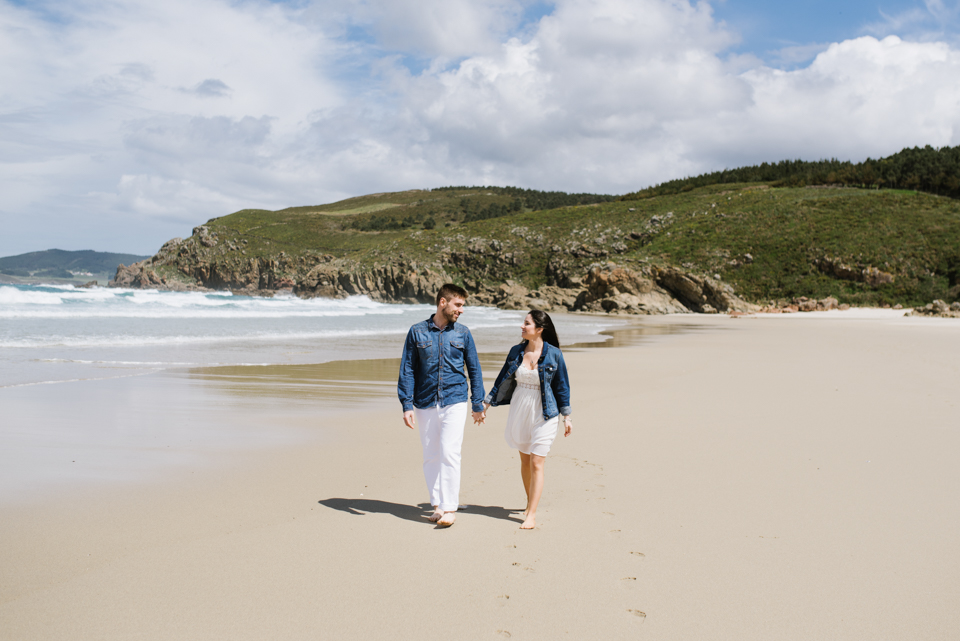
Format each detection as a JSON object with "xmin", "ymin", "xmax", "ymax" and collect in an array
[
  {"xmin": 484, "ymin": 341, "xmax": 572, "ymax": 420},
  {"xmin": 398, "ymin": 317, "xmax": 485, "ymax": 413}
]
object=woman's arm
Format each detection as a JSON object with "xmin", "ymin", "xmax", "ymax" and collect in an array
[
  {"xmin": 483, "ymin": 346, "xmax": 519, "ymax": 408},
  {"xmin": 553, "ymin": 351, "xmax": 572, "ymax": 417}
]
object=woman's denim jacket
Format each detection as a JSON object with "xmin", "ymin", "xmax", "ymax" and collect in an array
[
  {"xmin": 398, "ymin": 317, "xmax": 485, "ymax": 413},
  {"xmin": 484, "ymin": 341, "xmax": 571, "ymax": 420}
]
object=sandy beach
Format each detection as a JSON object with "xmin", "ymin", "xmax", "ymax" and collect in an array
[{"xmin": 2, "ymin": 311, "xmax": 959, "ymax": 640}]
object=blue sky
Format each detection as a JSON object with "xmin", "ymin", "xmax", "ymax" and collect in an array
[
  {"xmin": 2, "ymin": 0, "xmax": 960, "ymax": 256},
  {"xmin": 714, "ymin": 0, "xmax": 959, "ymax": 63}
]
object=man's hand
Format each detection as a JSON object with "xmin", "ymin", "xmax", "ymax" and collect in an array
[
  {"xmin": 472, "ymin": 411, "xmax": 485, "ymax": 425},
  {"xmin": 403, "ymin": 410, "xmax": 415, "ymax": 429},
  {"xmin": 563, "ymin": 416, "xmax": 573, "ymax": 437}
]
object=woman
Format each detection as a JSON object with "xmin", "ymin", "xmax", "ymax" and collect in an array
[{"xmin": 484, "ymin": 310, "xmax": 572, "ymax": 529}]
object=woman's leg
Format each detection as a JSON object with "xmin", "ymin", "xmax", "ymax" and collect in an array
[
  {"xmin": 519, "ymin": 452, "xmax": 532, "ymax": 510},
  {"xmin": 521, "ymin": 454, "xmax": 546, "ymax": 529}
]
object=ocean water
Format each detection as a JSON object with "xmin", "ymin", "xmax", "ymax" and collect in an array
[
  {"xmin": 0, "ymin": 284, "xmax": 624, "ymax": 389},
  {"xmin": 0, "ymin": 284, "xmax": 933, "ymax": 503},
  {"xmin": 0, "ymin": 284, "xmax": 631, "ymax": 501}
]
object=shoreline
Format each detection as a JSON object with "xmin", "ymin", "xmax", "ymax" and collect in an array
[{"xmin": 0, "ymin": 313, "xmax": 690, "ymax": 507}]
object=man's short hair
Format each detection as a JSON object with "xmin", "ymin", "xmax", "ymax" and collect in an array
[{"xmin": 437, "ymin": 283, "xmax": 468, "ymax": 305}]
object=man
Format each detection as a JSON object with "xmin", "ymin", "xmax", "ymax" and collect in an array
[{"xmin": 398, "ymin": 283, "xmax": 485, "ymax": 527}]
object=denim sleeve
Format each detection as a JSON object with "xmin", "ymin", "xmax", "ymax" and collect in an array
[
  {"xmin": 397, "ymin": 327, "xmax": 417, "ymax": 412},
  {"xmin": 553, "ymin": 351, "xmax": 572, "ymax": 416},
  {"xmin": 484, "ymin": 345, "xmax": 517, "ymax": 407},
  {"xmin": 463, "ymin": 329, "xmax": 485, "ymax": 413}
]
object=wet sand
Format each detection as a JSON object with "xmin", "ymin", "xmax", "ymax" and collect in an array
[{"xmin": 2, "ymin": 312, "xmax": 959, "ymax": 639}]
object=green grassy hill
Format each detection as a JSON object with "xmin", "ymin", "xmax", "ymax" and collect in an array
[{"xmin": 148, "ymin": 181, "xmax": 960, "ymax": 307}]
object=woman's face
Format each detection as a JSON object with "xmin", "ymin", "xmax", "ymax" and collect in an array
[{"xmin": 521, "ymin": 314, "xmax": 542, "ymax": 341}]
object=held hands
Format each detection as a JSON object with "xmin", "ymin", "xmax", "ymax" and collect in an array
[
  {"xmin": 473, "ymin": 401, "xmax": 491, "ymax": 425},
  {"xmin": 404, "ymin": 409, "xmax": 486, "ymax": 428}
]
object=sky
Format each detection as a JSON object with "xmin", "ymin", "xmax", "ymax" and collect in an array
[{"xmin": 2, "ymin": 0, "xmax": 960, "ymax": 257}]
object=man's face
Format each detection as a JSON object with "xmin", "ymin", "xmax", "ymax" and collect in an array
[{"xmin": 439, "ymin": 296, "xmax": 466, "ymax": 323}]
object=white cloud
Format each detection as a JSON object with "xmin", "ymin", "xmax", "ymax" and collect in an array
[
  {"xmin": 2, "ymin": 0, "xmax": 960, "ymax": 257},
  {"xmin": 323, "ymin": 0, "xmax": 528, "ymax": 58}
]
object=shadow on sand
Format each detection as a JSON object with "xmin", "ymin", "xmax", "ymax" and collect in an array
[{"xmin": 318, "ymin": 498, "xmax": 523, "ymax": 526}]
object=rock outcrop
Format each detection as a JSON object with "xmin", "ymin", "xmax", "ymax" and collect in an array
[
  {"xmin": 816, "ymin": 257, "xmax": 894, "ymax": 286},
  {"xmin": 907, "ymin": 300, "xmax": 960, "ymax": 318},
  {"xmin": 573, "ymin": 264, "xmax": 689, "ymax": 314},
  {"xmin": 653, "ymin": 266, "xmax": 757, "ymax": 313},
  {"xmin": 297, "ymin": 261, "xmax": 447, "ymax": 304},
  {"xmin": 758, "ymin": 296, "xmax": 850, "ymax": 313}
]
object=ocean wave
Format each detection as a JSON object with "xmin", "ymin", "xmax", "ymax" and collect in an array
[
  {"xmin": 0, "ymin": 286, "xmax": 424, "ymax": 318},
  {"xmin": 0, "ymin": 370, "xmax": 158, "ymax": 389},
  {"xmin": 0, "ymin": 326, "xmax": 419, "ymax": 349}
]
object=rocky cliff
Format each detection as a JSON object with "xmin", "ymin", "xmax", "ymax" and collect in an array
[{"xmin": 111, "ymin": 223, "xmax": 758, "ymax": 315}]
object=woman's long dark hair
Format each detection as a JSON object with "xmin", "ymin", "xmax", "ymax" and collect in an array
[{"xmin": 528, "ymin": 309, "xmax": 560, "ymax": 348}]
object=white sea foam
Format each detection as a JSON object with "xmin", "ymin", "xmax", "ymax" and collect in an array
[
  {"xmin": 0, "ymin": 327, "xmax": 421, "ymax": 349},
  {"xmin": 0, "ymin": 371, "xmax": 159, "ymax": 389},
  {"xmin": 0, "ymin": 286, "xmax": 419, "ymax": 319}
]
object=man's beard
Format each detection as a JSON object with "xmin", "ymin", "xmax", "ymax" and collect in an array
[{"xmin": 440, "ymin": 303, "xmax": 459, "ymax": 324}]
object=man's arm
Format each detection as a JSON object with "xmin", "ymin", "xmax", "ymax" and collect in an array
[
  {"xmin": 398, "ymin": 328, "xmax": 417, "ymax": 427},
  {"xmin": 463, "ymin": 329, "xmax": 485, "ymax": 414}
]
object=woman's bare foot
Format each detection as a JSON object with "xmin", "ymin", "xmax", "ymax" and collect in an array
[
  {"xmin": 520, "ymin": 515, "xmax": 536, "ymax": 529},
  {"xmin": 427, "ymin": 508, "xmax": 443, "ymax": 522},
  {"xmin": 437, "ymin": 512, "xmax": 456, "ymax": 527}
]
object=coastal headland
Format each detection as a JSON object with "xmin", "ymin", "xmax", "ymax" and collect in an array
[
  {"xmin": 107, "ymin": 147, "xmax": 960, "ymax": 317},
  {"xmin": 2, "ymin": 311, "xmax": 958, "ymax": 639}
]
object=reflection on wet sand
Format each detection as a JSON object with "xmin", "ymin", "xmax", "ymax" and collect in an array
[
  {"xmin": 183, "ymin": 359, "xmax": 403, "ymax": 407},
  {"xmin": 565, "ymin": 321, "xmax": 704, "ymax": 350},
  {"xmin": 187, "ymin": 321, "xmax": 700, "ymax": 408}
]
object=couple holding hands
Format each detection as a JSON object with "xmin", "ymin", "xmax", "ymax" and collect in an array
[{"xmin": 398, "ymin": 284, "xmax": 573, "ymax": 529}]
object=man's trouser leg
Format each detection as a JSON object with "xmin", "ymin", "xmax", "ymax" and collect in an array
[{"xmin": 415, "ymin": 402, "xmax": 467, "ymax": 512}]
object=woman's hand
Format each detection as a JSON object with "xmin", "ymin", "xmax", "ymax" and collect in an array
[{"xmin": 563, "ymin": 415, "xmax": 572, "ymax": 437}]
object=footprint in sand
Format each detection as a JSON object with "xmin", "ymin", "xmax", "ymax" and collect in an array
[
  {"xmin": 628, "ymin": 609, "xmax": 646, "ymax": 621},
  {"xmin": 630, "ymin": 552, "xmax": 645, "ymax": 558},
  {"xmin": 496, "ymin": 631, "xmax": 512, "ymax": 638},
  {"xmin": 620, "ymin": 577, "xmax": 637, "ymax": 589}
]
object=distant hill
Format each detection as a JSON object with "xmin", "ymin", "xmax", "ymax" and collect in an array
[
  {"xmin": 0, "ymin": 249, "xmax": 151, "ymax": 277},
  {"xmin": 621, "ymin": 144, "xmax": 960, "ymax": 201}
]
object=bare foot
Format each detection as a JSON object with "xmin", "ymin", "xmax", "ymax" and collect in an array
[
  {"xmin": 520, "ymin": 515, "xmax": 536, "ymax": 529},
  {"xmin": 427, "ymin": 507, "xmax": 443, "ymax": 522},
  {"xmin": 438, "ymin": 512, "xmax": 456, "ymax": 527}
]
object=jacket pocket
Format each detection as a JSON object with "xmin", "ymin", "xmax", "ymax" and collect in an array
[{"xmin": 417, "ymin": 341, "xmax": 433, "ymax": 351}]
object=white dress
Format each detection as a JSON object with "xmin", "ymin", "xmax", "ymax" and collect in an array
[{"xmin": 504, "ymin": 365, "xmax": 559, "ymax": 457}]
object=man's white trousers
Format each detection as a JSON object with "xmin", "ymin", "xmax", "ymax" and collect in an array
[{"xmin": 415, "ymin": 402, "xmax": 468, "ymax": 512}]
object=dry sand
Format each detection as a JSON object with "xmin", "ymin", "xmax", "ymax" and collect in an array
[{"xmin": 2, "ymin": 312, "xmax": 959, "ymax": 640}]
